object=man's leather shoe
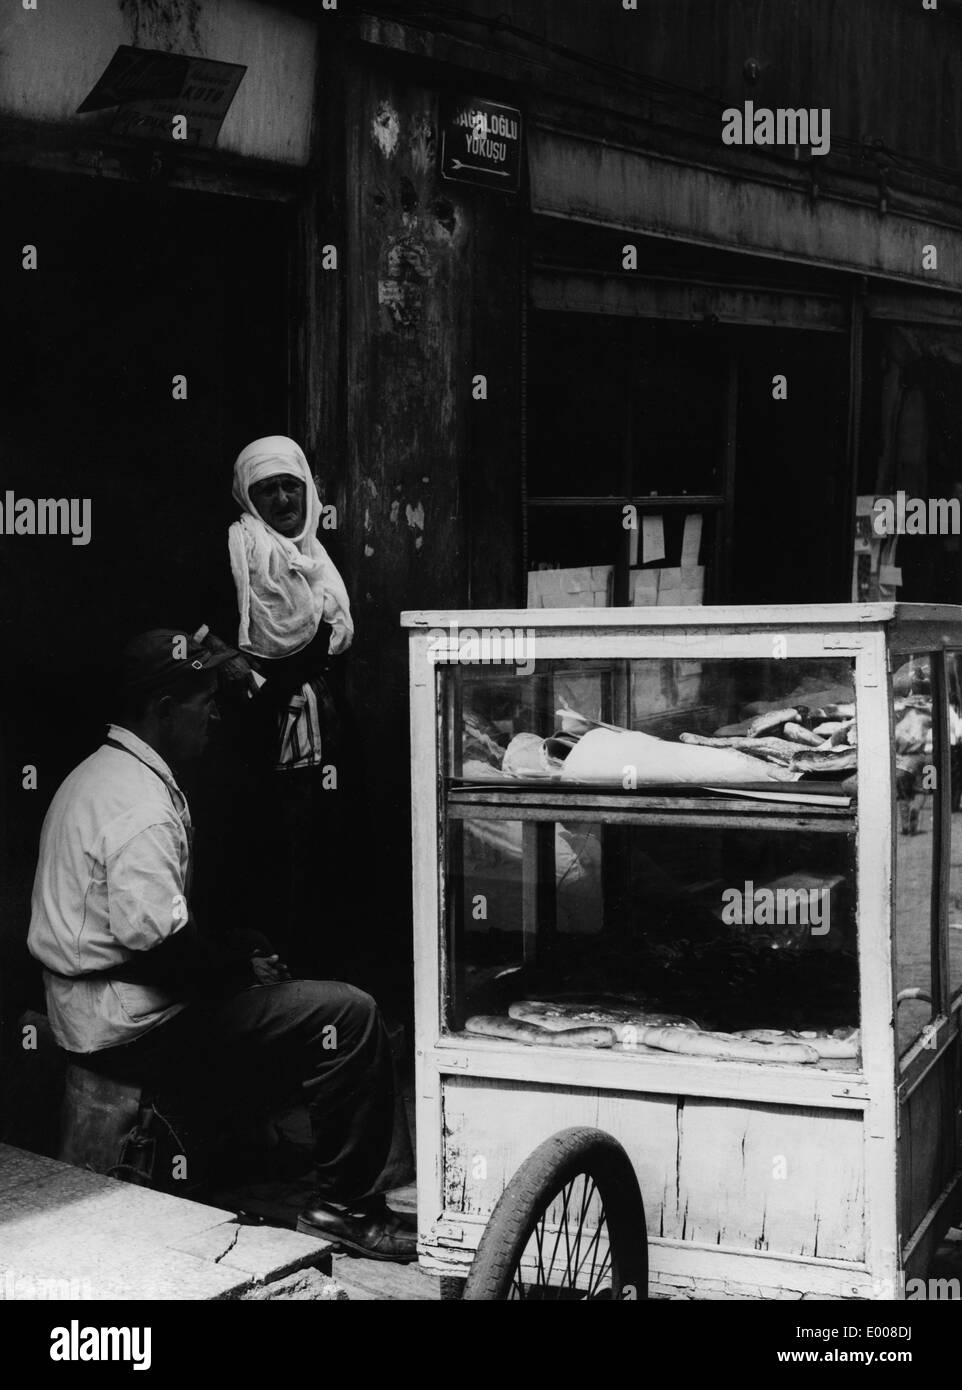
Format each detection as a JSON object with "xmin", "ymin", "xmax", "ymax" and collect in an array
[
  {"xmin": 297, "ymin": 1200, "xmax": 418, "ymax": 1263},
  {"xmin": 365, "ymin": 1193, "xmax": 418, "ymax": 1232}
]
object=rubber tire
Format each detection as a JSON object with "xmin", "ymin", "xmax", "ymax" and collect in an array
[{"xmin": 462, "ymin": 1127, "xmax": 648, "ymax": 1301}]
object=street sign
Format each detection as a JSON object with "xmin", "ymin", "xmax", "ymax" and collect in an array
[
  {"xmin": 439, "ymin": 94, "xmax": 522, "ymax": 192},
  {"xmin": 77, "ymin": 46, "xmax": 246, "ymax": 150}
]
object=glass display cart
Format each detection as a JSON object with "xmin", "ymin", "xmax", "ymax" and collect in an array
[{"xmin": 404, "ymin": 605, "xmax": 962, "ymax": 1300}]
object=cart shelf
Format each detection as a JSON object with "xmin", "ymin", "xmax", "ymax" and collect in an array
[{"xmin": 446, "ymin": 782, "xmax": 856, "ymax": 832}]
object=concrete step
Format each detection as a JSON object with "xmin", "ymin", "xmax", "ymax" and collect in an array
[{"xmin": 0, "ymin": 1144, "xmax": 340, "ymax": 1301}]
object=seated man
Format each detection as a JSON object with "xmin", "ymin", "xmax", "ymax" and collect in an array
[{"xmin": 27, "ymin": 629, "xmax": 416, "ymax": 1263}]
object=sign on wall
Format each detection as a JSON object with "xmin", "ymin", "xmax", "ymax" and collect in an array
[
  {"xmin": 78, "ymin": 46, "xmax": 246, "ymax": 150},
  {"xmin": 439, "ymin": 94, "xmax": 522, "ymax": 192}
]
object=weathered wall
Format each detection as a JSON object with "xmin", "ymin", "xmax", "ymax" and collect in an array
[
  {"xmin": 380, "ymin": 0, "xmax": 962, "ymax": 176},
  {"xmin": 338, "ymin": 58, "xmax": 521, "ymax": 984},
  {"xmin": 0, "ymin": 0, "xmax": 317, "ymax": 164}
]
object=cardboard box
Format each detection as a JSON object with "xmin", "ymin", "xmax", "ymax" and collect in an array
[{"xmin": 527, "ymin": 565, "xmax": 613, "ymax": 608}]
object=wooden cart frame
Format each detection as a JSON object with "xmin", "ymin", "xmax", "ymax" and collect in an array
[{"xmin": 404, "ymin": 604, "xmax": 962, "ymax": 1300}]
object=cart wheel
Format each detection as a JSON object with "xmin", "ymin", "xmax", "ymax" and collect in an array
[
  {"xmin": 439, "ymin": 1276, "xmax": 465, "ymax": 1301},
  {"xmin": 462, "ymin": 1127, "xmax": 648, "ymax": 1301}
]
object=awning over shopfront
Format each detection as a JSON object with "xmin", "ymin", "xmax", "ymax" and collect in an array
[
  {"xmin": 530, "ymin": 270, "xmax": 847, "ymax": 333},
  {"xmin": 529, "ymin": 125, "xmax": 962, "ymax": 294}
]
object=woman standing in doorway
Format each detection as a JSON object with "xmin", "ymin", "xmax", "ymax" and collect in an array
[{"xmin": 218, "ymin": 435, "xmax": 356, "ymax": 979}]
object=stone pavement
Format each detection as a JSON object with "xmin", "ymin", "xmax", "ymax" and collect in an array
[
  {"xmin": 0, "ymin": 1144, "xmax": 342, "ymax": 1301},
  {"xmin": 4, "ymin": 1140, "xmax": 959, "ymax": 1301}
]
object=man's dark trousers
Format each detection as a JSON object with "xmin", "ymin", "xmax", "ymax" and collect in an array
[{"xmin": 67, "ymin": 980, "xmax": 413, "ymax": 1203}]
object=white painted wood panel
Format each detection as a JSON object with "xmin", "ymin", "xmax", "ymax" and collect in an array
[{"xmin": 441, "ymin": 1077, "xmax": 865, "ymax": 1261}]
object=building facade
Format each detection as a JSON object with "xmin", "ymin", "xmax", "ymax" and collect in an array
[{"xmin": 2, "ymin": 0, "xmax": 962, "ymax": 1011}]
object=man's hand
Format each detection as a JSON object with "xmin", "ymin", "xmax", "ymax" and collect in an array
[{"xmin": 251, "ymin": 952, "xmax": 292, "ymax": 985}]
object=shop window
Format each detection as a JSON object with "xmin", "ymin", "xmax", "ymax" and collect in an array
[
  {"xmin": 857, "ymin": 321, "xmax": 962, "ymax": 605},
  {"xmin": 442, "ymin": 657, "xmax": 860, "ymax": 1067},
  {"xmin": 526, "ymin": 312, "xmax": 850, "ymax": 608},
  {"xmin": 526, "ymin": 313, "xmax": 727, "ymax": 605}
]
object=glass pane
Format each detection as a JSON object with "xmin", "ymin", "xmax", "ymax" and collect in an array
[
  {"xmin": 444, "ymin": 655, "xmax": 856, "ymax": 755},
  {"xmin": 527, "ymin": 507, "xmax": 713, "ymax": 605},
  {"xmin": 892, "ymin": 654, "xmax": 935, "ymax": 1055},
  {"xmin": 948, "ymin": 653, "xmax": 962, "ymax": 1005},
  {"xmin": 631, "ymin": 330, "xmax": 726, "ymax": 496},
  {"xmin": 526, "ymin": 315, "xmax": 728, "ymax": 500},
  {"xmin": 527, "ymin": 507, "xmax": 622, "ymax": 573},
  {"xmin": 441, "ymin": 655, "xmax": 861, "ymax": 1068},
  {"xmin": 527, "ymin": 314, "xmax": 629, "ymax": 497}
]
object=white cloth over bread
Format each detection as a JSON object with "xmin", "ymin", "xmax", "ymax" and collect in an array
[{"xmin": 560, "ymin": 727, "xmax": 794, "ymax": 785}]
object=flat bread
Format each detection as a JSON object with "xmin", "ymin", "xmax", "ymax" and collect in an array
[
  {"xmin": 509, "ymin": 1000, "xmax": 699, "ymax": 1045},
  {"xmin": 636, "ymin": 1026, "xmax": 819, "ymax": 1064},
  {"xmin": 732, "ymin": 1028, "xmax": 859, "ymax": 1060},
  {"xmin": 465, "ymin": 1015, "xmax": 615, "ymax": 1048}
]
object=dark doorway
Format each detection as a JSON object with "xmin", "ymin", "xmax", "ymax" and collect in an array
[
  {"xmin": 0, "ymin": 168, "xmax": 292, "ymax": 999},
  {"xmin": 729, "ymin": 327, "xmax": 849, "ymax": 605}
]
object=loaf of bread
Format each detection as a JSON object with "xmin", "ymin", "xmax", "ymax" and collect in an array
[
  {"xmin": 465, "ymin": 1015, "xmax": 615, "ymax": 1048},
  {"xmin": 509, "ymin": 1000, "xmax": 699, "ymax": 1044},
  {"xmin": 732, "ymin": 1028, "xmax": 859, "ymax": 1060},
  {"xmin": 636, "ymin": 1026, "xmax": 819, "ymax": 1064}
]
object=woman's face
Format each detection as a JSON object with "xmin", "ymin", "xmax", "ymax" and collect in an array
[{"xmin": 250, "ymin": 474, "xmax": 306, "ymax": 536}]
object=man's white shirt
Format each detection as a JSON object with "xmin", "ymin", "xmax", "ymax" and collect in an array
[{"xmin": 28, "ymin": 725, "xmax": 191, "ymax": 1052}]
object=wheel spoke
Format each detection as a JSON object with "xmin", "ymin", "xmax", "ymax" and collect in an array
[
  {"xmin": 583, "ymin": 1219, "xmax": 614, "ymax": 1299},
  {"xmin": 558, "ymin": 1187, "xmax": 575, "ymax": 1297},
  {"xmin": 542, "ymin": 1181, "xmax": 574, "ymax": 1287},
  {"xmin": 588, "ymin": 1249, "xmax": 613, "ymax": 1299},
  {"xmin": 572, "ymin": 1199, "xmax": 607, "ymax": 1294},
  {"xmin": 531, "ymin": 1215, "xmax": 548, "ymax": 1288},
  {"xmin": 565, "ymin": 1177, "xmax": 598, "ymax": 1294},
  {"xmin": 572, "ymin": 1177, "xmax": 596, "ymax": 1253}
]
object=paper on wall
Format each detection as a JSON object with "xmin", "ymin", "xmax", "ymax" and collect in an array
[
  {"xmin": 681, "ymin": 512, "xmax": 703, "ymax": 567},
  {"xmin": 641, "ymin": 514, "xmax": 665, "ymax": 564},
  {"xmin": 630, "ymin": 570, "xmax": 660, "ymax": 606},
  {"xmin": 679, "ymin": 565, "xmax": 705, "ymax": 605},
  {"xmin": 527, "ymin": 566, "xmax": 613, "ymax": 608},
  {"xmin": 656, "ymin": 567, "xmax": 681, "ymax": 601},
  {"xmin": 630, "ymin": 563, "xmax": 705, "ymax": 607}
]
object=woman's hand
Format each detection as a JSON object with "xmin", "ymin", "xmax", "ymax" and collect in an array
[
  {"xmin": 328, "ymin": 620, "xmax": 353, "ymax": 656},
  {"xmin": 221, "ymin": 653, "xmax": 261, "ymax": 697},
  {"xmin": 195, "ymin": 625, "xmax": 261, "ymax": 697}
]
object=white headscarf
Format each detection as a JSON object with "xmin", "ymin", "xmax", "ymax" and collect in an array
[{"xmin": 228, "ymin": 435, "xmax": 354, "ymax": 660}]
